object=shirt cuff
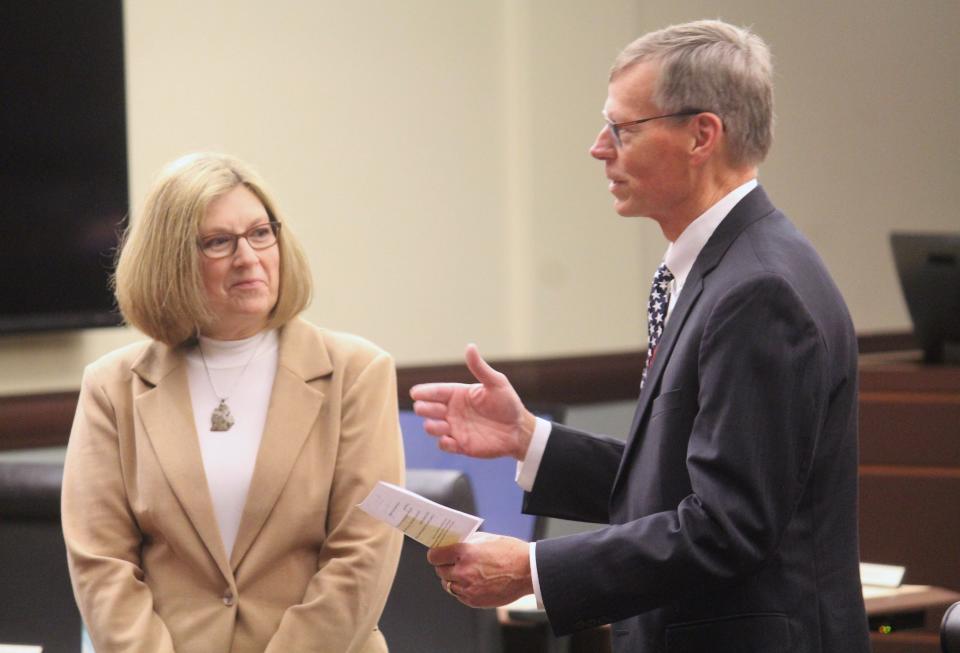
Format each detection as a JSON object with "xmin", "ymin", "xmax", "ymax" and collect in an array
[
  {"xmin": 529, "ymin": 541, "xmax": 545, "ymax": 610},
  {"xmin": 515, "ymin": 417, "xmax": 552, "ymax": 492}
]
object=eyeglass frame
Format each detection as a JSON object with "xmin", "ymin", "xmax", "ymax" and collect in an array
[
  {"xmin": 603, "ymin": 109, "xmax": 707, "ymax": 148},
  {"xmin": 196, "ymin": 221, "xmax": 281, "ymax": 259}
]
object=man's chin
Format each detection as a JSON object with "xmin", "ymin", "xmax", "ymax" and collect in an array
[{"xmin": 612, "ymin": 199, "xmax": 643, "ymax": 217}]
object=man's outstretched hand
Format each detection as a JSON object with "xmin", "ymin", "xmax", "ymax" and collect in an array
[{"xmin": 410, "ymin": 344, "xmax": 536, "ymax": 460}]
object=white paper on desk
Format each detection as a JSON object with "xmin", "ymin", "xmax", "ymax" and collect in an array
[
  {"xmin": 860, "ymin": 561, "xmax": 906, "ymax": 588},
  {"xmin": 357, "ymin": 481, "xmax": 483, "ymax": 548}
]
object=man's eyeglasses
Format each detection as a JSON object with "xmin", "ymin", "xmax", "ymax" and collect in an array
[
  {"xmin": 198, "ymin": 222, "xmax": 281, "ymax": 259},
  {"xmin": 604, "ymin": 109, "xmax": 705, "ymax": 148}
]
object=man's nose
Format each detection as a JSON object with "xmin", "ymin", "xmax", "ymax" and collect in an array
[{"xmin": 590, "ymin": 126, "xmax": 616, "ymax": 160}]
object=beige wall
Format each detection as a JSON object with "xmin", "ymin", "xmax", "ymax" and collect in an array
[{"xmin": 1, "ymin": 0, "xmax": 957, "ymax": 396}]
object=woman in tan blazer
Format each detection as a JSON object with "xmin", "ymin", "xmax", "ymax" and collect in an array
[{"xmin": 62, "ymin": 152, "xmax": 404, "ymax": 653}]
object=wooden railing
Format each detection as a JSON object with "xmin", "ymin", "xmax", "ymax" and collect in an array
[{"xmin": 0, "ymin": 331, "xmax": 917, "ymax": 451}]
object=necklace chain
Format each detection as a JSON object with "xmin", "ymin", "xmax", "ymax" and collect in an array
[{"xmin": 197, "ymin": 332, "xmax": 266, "ymax": 432}]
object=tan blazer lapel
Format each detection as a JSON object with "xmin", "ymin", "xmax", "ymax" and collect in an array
[
  {"xmin": 131, "ymin": 342, "xmax": 234, "ymax": 582},
  {"xmin": 230, "ymin": 319, "xmax": 333, "ymax": 570}
]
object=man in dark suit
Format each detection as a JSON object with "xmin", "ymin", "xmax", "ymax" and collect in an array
[{"xmin": 411, "ymin": 19, "xmax": 870, "ymax": 652}]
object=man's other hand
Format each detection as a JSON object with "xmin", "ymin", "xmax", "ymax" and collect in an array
[{"xmin": 427, "ymin": 533, "xmax": 533, "ymax": 608}]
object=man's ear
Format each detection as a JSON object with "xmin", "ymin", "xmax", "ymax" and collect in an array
[{"xmin": 688, "ymin": 112, "xmax": 724, "ymax": 165}]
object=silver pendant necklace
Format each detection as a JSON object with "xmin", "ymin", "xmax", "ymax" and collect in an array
[{"xmin": 197, "ymin": 332, "xmax": 265, "ymax": 432}]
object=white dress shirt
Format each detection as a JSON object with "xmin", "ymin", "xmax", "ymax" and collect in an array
[{"xmin": 517, "ymin": 178, "xmax": 758, "ymax": 608}]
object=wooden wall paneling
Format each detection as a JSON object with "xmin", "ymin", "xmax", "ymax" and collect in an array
[
  {"xmin": 0, "ymin": 331, "xmax": 925, "ymax": 451},
  {"xmin": 859, "ymin": 468, "xmax": 960, "ymax": 590},
  {"xmin": 0, "ymin": 349, "xmax": 648, "ymax": 451},
  {"xmin": 0, "ymin": 391, "xmax": 80, "ymax": 450},
  {"xmin": 857, "ymin": 349, "xmax": 960, "ymax": 627},
  {"xmin": 859, "ymin": 394, "xmax": 960, "ymax": 466}
]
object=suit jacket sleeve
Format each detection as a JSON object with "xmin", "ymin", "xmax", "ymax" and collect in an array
[
  {"xmin": 264, "ymin": 350, "xmax": 404, "ymax": 653},
  {"xmin": 523, "ymin": 425, "xmax": 625, "ymax": 524},
  {"xmin": 535, "ymin": 274, "xmax": 828, "ymax": 634},
  {"xmin": 61, "ymin": 365, "xmax": 177, "ymax": 653}
]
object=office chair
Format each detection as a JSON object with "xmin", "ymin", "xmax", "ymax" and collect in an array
[
  {"xmin": 943, "ymin": 600, "xmax": 960, "ymax": 652},
  {"xmin": 0, "ymin": 460, "xmax": 83, "ymax": 653}
]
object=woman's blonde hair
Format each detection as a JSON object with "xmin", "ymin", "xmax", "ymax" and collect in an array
[{"xmin": 114, "ymin": 152, "xmax": 312, "ymax": 345}]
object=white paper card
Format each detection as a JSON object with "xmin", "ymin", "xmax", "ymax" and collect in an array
[
  {"xmin": 860, "ymin": 562, "xmax": 906, "ymax": 588},
  {"xmin": 357, "ymin": 481, "xmax": 483, "ymax": 548}
]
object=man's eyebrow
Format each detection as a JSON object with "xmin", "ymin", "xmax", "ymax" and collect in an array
[{"xmin": 602, "ymin": 107, "xmax": 623, "ymax": 122}]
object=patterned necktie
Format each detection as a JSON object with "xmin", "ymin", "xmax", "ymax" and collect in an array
[{"xmin": 641, "ymin": 262, "xmax": 674, "ymax": 390}]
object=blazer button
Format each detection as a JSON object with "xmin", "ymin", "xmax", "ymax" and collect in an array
[{"xmin": 222, "ymin": 589, "xmax": 235, "ymax": 606}]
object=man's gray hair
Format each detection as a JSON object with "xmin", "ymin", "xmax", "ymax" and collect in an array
[{"xmin": 612, "ymin": 20, "xmax": 774, "ymax": 166}]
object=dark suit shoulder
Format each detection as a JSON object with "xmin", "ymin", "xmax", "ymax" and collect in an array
[
  {"xmin": 699, "ymin": 273, "xmax": 824, "ymax": 370},
  {"xmin": 698, "ymin": 210, "xmax": 857, "ymax": 401}
]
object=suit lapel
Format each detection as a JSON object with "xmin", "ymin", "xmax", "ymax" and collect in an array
[
  {"xmin": 229, "ymin": 318, "xmax": 332, "ymax": 570},
  {"xmin": 133, "ymin": 343, "xmax": 234, "ymax": 582},
  {"xmin": 611, "ymin": 186, "xmax": 777, "ymax": 497}
]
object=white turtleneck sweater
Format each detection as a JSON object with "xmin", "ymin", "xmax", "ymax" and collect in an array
[{"xmin": 185, "ymin": 329, "xmax": 279, "ymax": 558}]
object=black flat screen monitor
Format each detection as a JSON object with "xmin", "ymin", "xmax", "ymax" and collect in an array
[
  {"xmin": 0, "ymin": 0, "xmax": 127, "ymax": 334},
  {"xmin": 890, "ymin": 232, "xmax": 960, "ymax": 363}
]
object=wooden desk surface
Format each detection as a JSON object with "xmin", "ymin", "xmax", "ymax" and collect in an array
[
  {"xmin": 500, "ymin": 584, "xmax": 960, "ymax": 624},
  {"xmin": 864, "ymin": 584, "xmax": 960, "ymax": 616}
]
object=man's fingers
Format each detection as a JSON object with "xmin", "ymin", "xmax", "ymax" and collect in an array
[
  {"xmin": 421, "ymin": 419, "xmax": 451, "ymax": 437},
  {"xmin": 464, "ymin": 343, "xmax": 505, "ymax": 387},
  {"xmin": 433, "ymin": 566, "xmax": 454, "ymax": 581},
  {"xmin": 410, "ymin": 382, "xmax": 467, "ymax": 403},
  {"xmin": 437, "ymin": 435, "xmax": 463, "ymax": 454},
  {"xmin": 412, "ymin": 400, "xmax": 448, "ymax": 420},
  {"xmin": 427, "ymin": 544, "xmax": 462, "ymax": 566},
  {"xmin": 418, "ymin": 421, "xmax": 464, "ymax": 453}
]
